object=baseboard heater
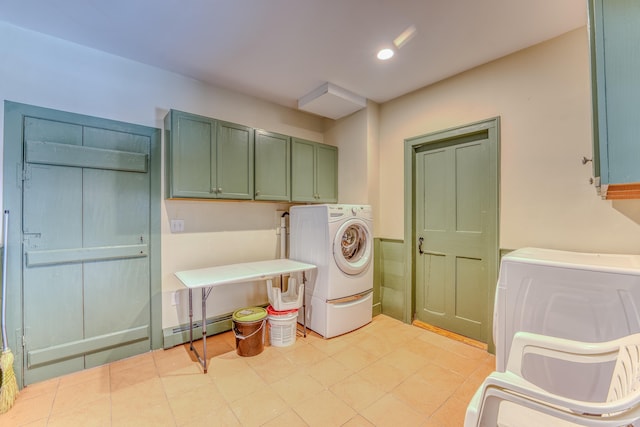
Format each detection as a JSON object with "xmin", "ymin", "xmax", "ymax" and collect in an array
[
  {"xmin": 163, "ymin": 312, "xmax": 233, "ymax": 349},
  {"xmin": 162, "ymin": 304, "xmax": 269, "ymax": 349}
]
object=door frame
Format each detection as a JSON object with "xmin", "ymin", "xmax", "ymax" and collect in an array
[
  {"xmin": 3, "ymin": 101, "xmax": 163, "ymax": 386},
  {"xmin": 403, "ymin": 117, "xmax": 500, "ymax": 352}
]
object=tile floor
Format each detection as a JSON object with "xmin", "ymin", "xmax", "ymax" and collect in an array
[{"xmin": 0, "ymin": 315, "xmax": 495, "ymax": 426}]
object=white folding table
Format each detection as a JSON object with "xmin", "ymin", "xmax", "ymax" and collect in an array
[{"xmin": 175, "ymin": 259, "xmax": 316, "ymax": 373}]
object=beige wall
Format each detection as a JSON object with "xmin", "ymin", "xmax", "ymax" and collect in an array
[
  {"xmin": 325, "ymin": 107, "xmax": 368, "ymax": 205},
  {"xmin": 377, "ymin": 27, "xmax": 640, "ymax": 254},
  {"xmin": 366, "ymin": 100, "xmax": 381, "ymax": 229},
  {"xmin": 0, "ymin": 22, "xmax": 326, "ymax": 329},
  {"xmin": 323, "ymin": 100, "xmax": 380, "ymax": 229}
]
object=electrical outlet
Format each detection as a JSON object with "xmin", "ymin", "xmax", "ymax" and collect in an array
[{"xmin": 170, "ymin": 219, "xmax": 185, "ymax": 233}]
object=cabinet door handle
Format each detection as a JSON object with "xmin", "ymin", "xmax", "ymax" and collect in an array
[
  {"xmin": 418, "ymin": 237, "xmax": 424, "ymax": 255},
  {"xmin": 217, "ymin": 188, "xmax": 222, "ymax": 193},
  {"xmin": 255, "ymin": 190, "xmax": 261, "ymax": 196}
]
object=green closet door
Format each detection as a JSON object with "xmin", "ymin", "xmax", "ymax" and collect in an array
[{"xmin": 22, "ymin": 117, "xmax": 151, "ymax": 385}]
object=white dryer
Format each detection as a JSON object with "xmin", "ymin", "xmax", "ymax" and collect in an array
[{"xmin": 289, "ymin": 204, "xmax": 373, "ymax": 338}]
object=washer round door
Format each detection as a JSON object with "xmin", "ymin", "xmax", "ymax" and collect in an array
[{"xmin": 333, "ymin": 219, "xmax": 372, "ymax": 275}]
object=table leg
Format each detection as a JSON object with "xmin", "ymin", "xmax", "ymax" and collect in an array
[
  {"xmin": 189, "ymin": 289, "xmax": 194, "ymax": 350},
  {"xmin": 201, "ymin": 287, "xmax": 207, "ymax": 373},
  {"xmin": 302, "ymin": 271, "xmax": 307, "ymax": 337},
  {"xmin": 187, "ymin": 287, "xmax": 213, "ymax": 373}
]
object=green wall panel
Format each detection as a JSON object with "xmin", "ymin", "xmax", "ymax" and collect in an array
[{"xmin": 374, "ymin": 238, "xmax": 405, "ymax": 321}]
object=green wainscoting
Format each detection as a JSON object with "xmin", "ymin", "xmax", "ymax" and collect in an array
[
  {"xmin": 500, "ymin": 249, "xmax": 514, "ymax": 260},
  {"xmin": 374, "ymin": 238, "xmax": 406, "ymax": 321},
  {"xmin": 374, "ymin": 238, "xmax": 510, "ymax": 352}
]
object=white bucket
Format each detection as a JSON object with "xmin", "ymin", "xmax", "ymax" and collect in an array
[{"xmin": 267, "ymin": 306, "xmax": 298, "ymax": 347}]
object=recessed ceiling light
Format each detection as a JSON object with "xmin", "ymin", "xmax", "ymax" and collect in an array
[{"xmin": 377, "ymin": 48, "xmax": 394, "ymax": 60}]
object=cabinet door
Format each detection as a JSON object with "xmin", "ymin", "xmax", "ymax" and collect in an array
[
  {"xmin": 216, "ymin": 121, "xmax": 254, "ymax": 200},
  {"xmin": 291, "ymin": 138, "xmax": 317, "ymax": 202},
  {"xmin": 166, "ymin": 110, "xmax": 216, "ymax": 199},
  {"xmin": 315, "ymin": 144, "xmax": 338, "ymax": 203},
  {"xmin": 590, "ymin": 0, "xmax": 640, "ymax": 197},
  {"xmin": 255, "ymin": 130, "xmax": 290, "ymax": 201}
]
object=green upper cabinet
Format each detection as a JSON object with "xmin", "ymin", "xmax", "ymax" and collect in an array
[
  {"xmin": 164, "ymin": 109, "xmax": 336, "ymax": 202},
  {"xmin": 315, "ymin": 143, "xmax": 338, "ymax": 202},
  {"xmin": 216, "ymin": 120, "xmax": 254, "ymax": 199},
  {"xmin": 165, "ymin": 110, "xmax": 253, "ymax": 200},
  {"xmin": 254, "ymin": 130, "xmax": 290, "ymax": 201},
  {"xmin": 589, "ymin": 0, "xmax": 640, "ymax": 199},
  {"xmin": 291, "ymin": 138, "xmax": 338, "ymax": 203},
  {"xmin": 164, "ymin": 110, "xmax": 214, "ymax": 199}
]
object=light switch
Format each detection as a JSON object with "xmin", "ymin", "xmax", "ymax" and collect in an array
[{"xmin": 170, "ymin": 219, "xmax": 185, "ymax": 233}]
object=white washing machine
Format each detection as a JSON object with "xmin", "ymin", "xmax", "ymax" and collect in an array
[{"xmin": 289, "ymin": 204, "xmax": 373, "ymax": 338}]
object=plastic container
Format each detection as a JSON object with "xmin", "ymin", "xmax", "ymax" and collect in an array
[
  {"xmin": 494, "ymin": 247, "xmax": 640, "ymax": 401},
  {"xmin": 232, "ymin": 307, "xmax": 267, "ymax": 357},
  {"xmin": 266, "ymin": 277, "xmax": 304, "ymax": 311},
  {"xmin": 266, "ymin": 305, "xmax": 298, "ymax": 347}
]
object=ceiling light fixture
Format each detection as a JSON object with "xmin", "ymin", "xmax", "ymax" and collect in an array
[
  {"xmin": 376, "ymin": 24, "xmax": 416, "ymax": 61},
  {"xmin": 377, "ymin": 48, "xmax": 394, "ymax": 60},
  {"xmin": 298, "ymin": 82, "xmax": 367, "ymax": 120}
]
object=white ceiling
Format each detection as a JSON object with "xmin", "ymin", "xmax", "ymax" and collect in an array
[{"xmin": 0, "ymin": 0, "xmax": 588, "ymax": 118}]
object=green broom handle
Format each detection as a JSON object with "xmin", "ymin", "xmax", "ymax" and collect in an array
[{"xmin": 2, "ymin": 210, "xmax": 8, "ymax": 351}]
